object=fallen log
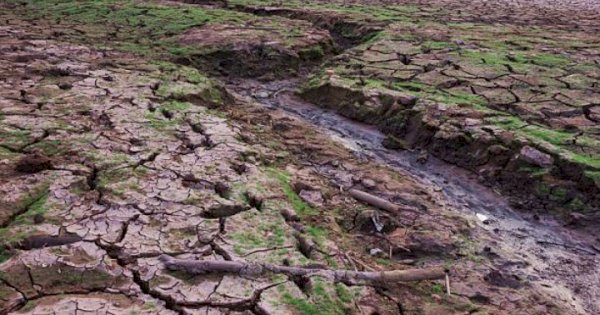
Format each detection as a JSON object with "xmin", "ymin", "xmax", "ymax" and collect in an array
[
  {"xmin": 159, "ymin": 255, "xmax": 446, "ymax": 286},
  {"xmin": 348, "ymin": 189, "xmax": 399, "ymax": 213}
]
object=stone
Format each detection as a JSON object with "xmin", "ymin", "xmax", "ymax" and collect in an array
[
  {"xmin": 254, "ymin": 91, "xmax": 270, "ymax": 99},
  {"xmin": 299, "ymin": 189, "xmax": 323, "ymax": 207},
  {"xmin": 369, "ymin": 248, "xmax": 385, "ymax": 257},
  {"xmin": 361, "ymin": 178, "xmax": 377, "ymax": 190},
  {"xmin": 518, "ymin": 146, "xmax": 553, "ymax": 167}
]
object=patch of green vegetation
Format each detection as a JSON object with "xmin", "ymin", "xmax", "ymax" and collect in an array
[
  {"xmin": 26, "ymin": 140, "xmax": 65, "ymax": 157},
  {"xmin": 282, "ymin": 280, "xmax": 347, "ymax": 315},
  {"xmin": 0, "ymin": 228, "xmax": 32, "ymax": 247},
  {"xmin": 13, "ymin": 188, "xmax": 50, "ymax": 225},
  {"xmin": 585, "ymin": 171, "xmax": 600, "ymax": 189},
  {"xmin": 549, "ymin": 187, "xmax": 568, "ymax": 201},
  {"xmin": 144, "ymin": 111, "xmax": 183, "ymax": 131},
  {"xmin": 390, "ymin": 80, "xmax": 425, "ymax": 92},
  {"xmin": 304, "ymin": 69, "xmax": 326, "ymax": 89},
  {"xmin": 257, "ymin": 221, "xmax": 287, "ymax": 246},
  {"xmin": 20, "ymin": 301, "xmax": 37, "ymax": 312},
  {"xmin": 299, "ymin": 45, "xmax": 325, "ymax": 61},
  {"xmin": 567, "ymin": 198, "xmax": 592, "ymax": 213},
  {"xmin": 306, "ymin": 226, "xmax": 327, "ymax": 246},
  {"xmin": 0, "ymin": 184, "xmax": 51, "ymax": 240},
  {"xmin": 430, "ymin": 283, "xmax": 444, "ymax": 294},
  {"xmin": 0, "ymin": 248, "xmax": 12, "ymax": 264},
  {"xmin": 266, "ymin": 168, "xmax": 317, "ymax": 216},
  {"xmin": 535, "ymin": 182, "xmax": 551, "ymax": 195},
  {"xmin": 519, "ymin": 166, "xmax": 549, "ymax": 178},
  {"xmin": 143, "ymin": 301, "xmax": 157, "ymax": 310},
  {"xmin": 155, "ymin": 64, "xmax": 213, "ymax": 85},
  {"xmin": 458, "ymin": 48, "xmax": 571, "ymax": 73},
  {"xmin": 161, "ymin": 100, "xmax": 192, "ymax": 113},
  {"xmin": 358, "ymin": 30, "xmax": 388, "ymax": 47},
  {"xmin": 231, "ymin": 230, "xmax": 266, "ymax": 248},
  {"xmin": 567, "ymin": 153, "xmax": 600, "ymax": 169},
  {"xmin": 96, "ymin": 168, "xmax": 131, "ymax": 190},
  {"xmin": 488, "ymin": 116, "xmax": 600, "ymax": 169},
  {"xmin": 0, "ymin": 147, "xmax": 18, "ymax": 160},
  {"xmin": 422, "ymin": 40, "xmax": 457, "ymax": 51},
  {"xmin": 334, "ymin": 283, "xmax": 353, "ymax": 304},
  {"xmin": 84, "ymin": 151, "xmax": 133, "ymax": 169},
  {"xmin": 0, "ymin": 128, "xmax": 30, "ymax": 149},
  {"xmin": 156, "ymin": 79, "xmax": 225, "ymax": 106},
  {"xmin": 528, "ymin": 52, "xmax": 571, "ymax": 67},
  {"xmin": 14, "ymin": 0, "xmax": 250, "ymax": 46}
]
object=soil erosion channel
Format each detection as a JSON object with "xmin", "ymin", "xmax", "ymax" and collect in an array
[
  {"xmin": 216, "ymin": 5, "xmax": 600, "ymax": 313},
  {"xmin": 231, "ymin": 77, "xmax": 600, "ymax": 314}
]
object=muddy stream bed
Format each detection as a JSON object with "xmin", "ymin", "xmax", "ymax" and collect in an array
[{"xmin": 229, "ymin": 78, "xmax": 600, "ymax": 314}]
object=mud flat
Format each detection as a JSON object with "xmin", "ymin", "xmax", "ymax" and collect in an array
[{"xmin": 0, "ymin": 0, "xmax": 599, "ymax": 315}]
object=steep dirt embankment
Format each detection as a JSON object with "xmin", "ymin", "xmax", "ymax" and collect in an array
[
  {"xmin": 295, "ymin": 19, "xmax": 600, "ymax": 220},
  {"xmin": 301, "ymin": 80, "xmax": 600, "ymax": 217},
  {"xmin": 221, "ymin": 0, "xmax": 600, "ymax": 220}
]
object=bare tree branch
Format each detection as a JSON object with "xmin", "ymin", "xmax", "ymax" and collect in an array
[{"xmin": 159, "ymin": 255, "xmax": 446, "ymax": 287}]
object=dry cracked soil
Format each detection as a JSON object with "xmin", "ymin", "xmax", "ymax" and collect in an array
[{"xmin": 0, "ymin": 0, "xmax": 599, "ymax": 315}]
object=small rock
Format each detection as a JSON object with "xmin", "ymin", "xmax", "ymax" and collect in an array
[
  {"xmin": 280, "ymin": 208, "xmax": 300, "ymax": 222},
  {"xmin": 299, "ymin": 189, "xmax": 323, "ymax": 207},
  {"xmin": 430, "ymin": 294, "xmax": 443, "ymax": 302},
  {"xmin": 484, "ymin": 270, "xmax": 523, "ymax": 289},
  {"xmin": 382, "ymin": 135, "xmax": 409, "ymax": 150},
  {"xmin": 369, "ymin": 248, "xmax": 385, "ymax": 257},
  {"xmin": 245, "ymin": 189, "xmax": 264, "ymax": 210},
  {"xmin": 476, "ymin": 213, "xmax": 491, "ymax": 224},
  {"xmin": 214, "ymin": 181, "xmax": 231, "ymax": 198},
  {"xmin": 254, "ymin": 91, "xmax": 269, "ymax": 99},
  {"xmin": 518, "ymin": 146, "xmax": 553, "ymax": 167},
  {"xmin": 398, "ymin": 95, "xmax": 418, "ymax": 106},
  {"xmin": 272, "ymin": 121, "xmax": 291, "ymax": 132},
  {"xmin": 33, "ymin": 214, "xmax": 45, "ymax": 224},
  {"xmin": 58, "ymin": 82, "xmax": 72, "ymax": 90},
  {"xmin": 201, "ymin": 201, "xmax": 250, "ymax": 219},
  {"xmin": 464, "ymin": 118, "xmax": 481, "ymax": 126},
  {"xmin": 361, "ymin": 178, "xmax": 376, "ymax": 190},
  {"xmin": 416, "ymin": 150, "xmax": 429, "ymax": 164}
]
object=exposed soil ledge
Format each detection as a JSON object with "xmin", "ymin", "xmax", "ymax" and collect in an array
[
  {"xmin": 301, "ymin": 79, "xmax": 600, "ymax": 218},
  {"xmin": 231, "ymin": 4, "xmax": 387, "ymax": 48}
]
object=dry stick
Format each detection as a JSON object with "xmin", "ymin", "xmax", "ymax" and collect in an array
[
  {"xmin": 445, "ymin": 273, "xmax": 452, "ymax": 296},
  {"xmin": 160, "ymin": 255, "xmax": 446, "ymax": 286},
  {"xmin": 344, "ymin": 251, "xmax": 358, "ymax": 272},
  {"xmin": 348, "ymin": 189, "xmax": 400, "ymax": 213}
]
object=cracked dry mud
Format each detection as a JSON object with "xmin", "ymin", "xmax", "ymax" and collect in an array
[{"xmin": 0, "ymin": 0, "xmax": 599, "ymax": 315}]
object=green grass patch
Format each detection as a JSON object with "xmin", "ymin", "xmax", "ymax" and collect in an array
[
  {"xmin": 488, "ymin": 116, "xmax": 600, "ymax": 169},
  {"xmin": 585, "ymin": 171, "xmax": 600, "ymax": 188},
  {"xmin": 9, "ymin": 0, "xmax": 251, "ymax": 58},
  {"xmin": 266, "ymin": 168, "xmax": 318, "ymax": 216},
  {"xmin": 282, "ymin": 280, "xmax": 349, "ymax": 315},
  {"xmin": 0, "ymin": 128, "xmax": 31, "ymax": 149},
  {"xmin": 26, "ymin": 140, "xmax": 65, "ymax": 157},
  {"xmin": 12, "ymin": 189, "xmax": 49, "ymax": 225}
]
